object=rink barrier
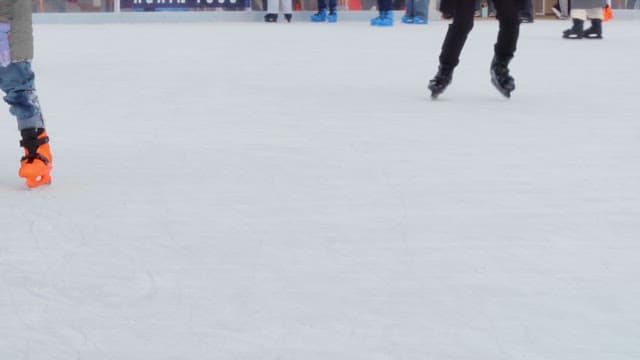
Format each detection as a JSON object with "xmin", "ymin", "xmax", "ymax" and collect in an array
[
  {"xmin": 33, "ymin": 9, "xmax": 640, "ymax": 24},
  {"xmin": 33, "ymin": 10, "xmax": 397, "ymax": 24}
]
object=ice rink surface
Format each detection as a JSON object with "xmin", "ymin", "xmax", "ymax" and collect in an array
[{"xmin": 1, "ymin": 19, "xmax": 639, "ymax": 359}]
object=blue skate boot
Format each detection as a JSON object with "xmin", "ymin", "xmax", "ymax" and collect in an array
[
  {"xmin": 371, "ymin": 10, "xmax": 393, "ymax": 26},
  {"xmin": 412, "ymin": 16, "xmax": 427, "ymax": 24},
  {"xmin": 327, "ymin": 10, "xmax": 338, "ymax": 22},
  {"xmin": 311, "ymin": 9, "xmax": 327, "ymax": 22},
  {"xmin": 401, "ymin": 14, "xmax": 414, "ymax": 23}
]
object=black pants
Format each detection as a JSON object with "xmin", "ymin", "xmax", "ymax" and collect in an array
[{"xmin": 438, "ymin": 0, "xmax": 521, "ymax": 68}]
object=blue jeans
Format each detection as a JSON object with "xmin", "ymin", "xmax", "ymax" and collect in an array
[
  {"xmin": 0, "ymin": 61, "xmax": 45, "ymax": 130},
  {"xmin": 377, "ymin": 0, "xmax": 392, "ymax": 11},
  {"xmin": 318, "ymin": 0, "xmax": 337, "ymax": 11},
  {"xmin": 406, "ymin": 0, "xmax": 430, "ymax": 18}
]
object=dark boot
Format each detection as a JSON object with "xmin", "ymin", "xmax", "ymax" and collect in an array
[
  {"xmin": 563, "ymin": 18, "xmax": 584, "ymax": 39},
  {"xmin": 284, "ymin": 13, "xmax": 292, "ymax": 22},
  {"xmin": 264, "ymin": 13, "xmax": 278, "ymax": 22},
  {"xmin": 490, "ymin": 55, "xmax": 515, "ymax": 98},
  {"xmin": 583, "ymin": 19, "xmax": 603, "ymax": 39},
  {"xmin": 428, "ymin": 65, "xmax": 454, "ymax": 99}
]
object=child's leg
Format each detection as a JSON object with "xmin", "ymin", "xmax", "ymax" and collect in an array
[
  {"xmin": 0, "ymin": 61, "xmax": 52, "ymax": 187},
  {"xmin": 0, "ymin": 61, "xmax": 45, "ymax": 130}
]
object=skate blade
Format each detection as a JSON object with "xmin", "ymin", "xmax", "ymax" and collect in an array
[
  {"xmin": 24, "ymin": 174, "xmax": 52, "ymax": 188},
  {"xmin": 428, "ymin": 85, "xmax": 443, "ymax": 100},
  {"xmin": 491, "ymin": 79, "xmax": 512, "ymax": 98}
]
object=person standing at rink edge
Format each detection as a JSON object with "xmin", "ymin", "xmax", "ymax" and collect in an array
[
  {"xmin": 562, "ymin": 0, "xmax": 605, "ymax": 39},
  {"xmin": 0, "ymin": 0, "xmax": 53, "ymax": 187},
  {"xmin": 428, "ymin": 0, "xmax": 522, "ymax": 99},
  {"xmin": 264, "ymin": 0, "xmax": 293, "ymax": 22}
]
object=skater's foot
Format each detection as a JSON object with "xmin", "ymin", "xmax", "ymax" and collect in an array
[
  {"xmin": 19, "ymin": 128, "xmax": 53, "ymax": 188},
  {"xmin": 371, "ymin": 11, "xmax": 394, "ymax": 26},
  {"xmin": 327, "ymin": 10, "xmax": 338, "ymax": 22},
  {"xmin": 490, "ymin": 56, "xmax": 515, "ymax": 98},
  {"xmin": 583, "ymin": 19, "xmax": 603, "ymax": 39},
  {"xmin": 311, "ymin": 9, "xmax": 327, "ymax": 22},
  {"xmin": 563, "ymin": 18, "xmax": 584, "ymax": 39},
  {"xmin": 428, "ymin": 65, "xmax": 453, "ymax": 99}
]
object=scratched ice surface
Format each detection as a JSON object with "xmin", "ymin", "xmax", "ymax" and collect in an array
[{"xmin": 0, "ymin": 20, "xmax": 639, "ymax": 360}]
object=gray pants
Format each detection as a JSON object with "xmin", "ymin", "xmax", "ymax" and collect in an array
[{"xmin": 405, "ymin": 0, "xmax": 430, "ymax": 18}]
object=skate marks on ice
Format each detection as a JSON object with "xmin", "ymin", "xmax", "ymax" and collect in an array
[{"xmin": 0, "ymin": 21, "xmax": 638, "ymax": 359}]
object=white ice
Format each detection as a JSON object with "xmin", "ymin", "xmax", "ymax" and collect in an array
[{"xmin": 1, "ymin": 19, "xmax": 639, "ymax": 360}]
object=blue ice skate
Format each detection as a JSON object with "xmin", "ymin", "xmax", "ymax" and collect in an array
[
  {"xmin": 371, "ymin": 11, "xmax": 393, "ymax": 26},
  {"xmin": 412, "ymin": 16, "xmax": 427, "ymax": 24},
  {"xmin": 327, "ymin": 11, "xmax": 338, "ymax": 22},
  {"xmin": 401, "ymin": 14, "xmax": 413, "ymax": 23},
  {"xmin": 311, "ymin": 9, "xmax": 327, "ymax": 22}
]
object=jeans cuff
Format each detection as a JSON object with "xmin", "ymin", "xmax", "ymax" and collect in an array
[{"xmin": 18, "ymin": 112, "xmax": 45, "ymax": 130}]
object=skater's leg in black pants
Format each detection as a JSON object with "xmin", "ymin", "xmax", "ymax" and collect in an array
[
  {"xmin": 438, "ymin": 0, "xmax": 475, "ymax": 69},
  {"xmin": 493, "ymin": 0, "xmax": 521, "ymax": 60},
  {"xmin": 429, "ymin": 0, "xmax": 473, "ymax": 98},
  {"xmin": 490, "ymin": 0, "xmax": 520, "ymax": 97}
]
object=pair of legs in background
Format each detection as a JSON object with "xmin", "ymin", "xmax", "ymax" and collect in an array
[
  {"xmin": 429, "ymin": 0, "xmax": 521, "ymax": 98},
  {"xmin": 371, "ymin": 0, "xmax": 394, "ymax": 26},
  {"xmin": 563, "ymin": 7, "xmax": 604, "ymax": 39},
  {"xmin": 264, "ymin": 0, "xmax": 293, "ymax": 22},
  {"xmin": 0, "ymin": 61, "xmax": 52, "ymax": 187},
  {"xmin": 311, "ymin": 0, "xmax": 338, "ymax": 22},
  {"xmin": 403, "ymin": 0, "xmax": 430, "ymax": 24}
]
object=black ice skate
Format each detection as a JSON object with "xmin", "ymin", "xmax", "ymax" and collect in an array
[
  {"xmin": 563, "ymin": 18, "xmax": 584, "ymax": 39},
  {"xmin": 428, "ymin": 65, "xmax": 453, "ymax": 99},
  {"xmin": 490, "ymin": 56, "xmax": 515, "ymax": 98},
  {"xmin": 264, "ymin": 13, "xmax": 278, "ymax": 22},
  {"xmin": 284, "ymin": 13, "xmax": 292, "ymax": 22},
  {"xmin": 583, "ymin": 19, "xmax": 603, "ymax": 39}
]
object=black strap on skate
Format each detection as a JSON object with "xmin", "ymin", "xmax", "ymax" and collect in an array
[{"xmin": 20, "ymin": 135, "xmax": 50, "ymax": 164}]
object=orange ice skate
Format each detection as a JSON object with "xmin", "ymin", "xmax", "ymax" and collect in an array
[{"xmin": 18, "ymin": 128, "xmax": 53, "ymax": 188}]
